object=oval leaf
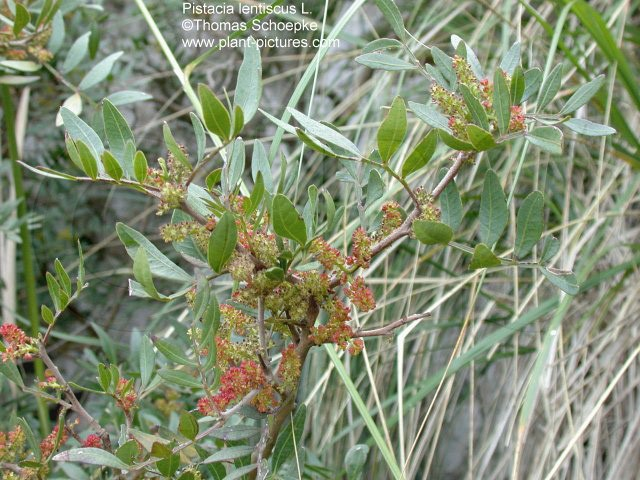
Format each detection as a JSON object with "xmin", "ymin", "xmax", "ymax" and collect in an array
[
  {"xmin": 377, "ymin": 96, "xmax": 407, "ymax": 163},
  {"xmin": 413, "ymin": 220, "xmax": 453, "ymax": 245},
  {"xmin": 479, "ymin": 169, "xmax": 507, "ymax": 246},
  {"xmin": 402, "ymin": 130, "xmax": 437, "ymax": 178},
  {"xmin": 198, "ymin": 84, "xmax": 231, "ymax": 140},
  {"xmin": 514, "ymin": 191, "xmax": 544, "ymax": 258},
  {"xmin": 207, "ymin": 211, "xmax": 238, "ymax": 273},
  {"xmin": 469, "ymin": 243, "xmax": 502, "ymax": 269},
  {"xmin": 272, "ymin": 194, "xmax": 307, "ymax": 245}
]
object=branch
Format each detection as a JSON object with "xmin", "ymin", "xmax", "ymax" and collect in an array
[
  {"xmin": 131, "ymin": 389, "xmax": 260, "ymax": 472},
  {"xmin": 37, "ymin": 344, "xmax": 112, "ymax": 451},
  {"xmin": 352, "ymin": 311, "xmax": 431, "ymax": 338}
]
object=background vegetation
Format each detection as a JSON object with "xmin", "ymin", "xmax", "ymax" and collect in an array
[{"xmin": 1, "ymin": 0, "xmax": 639, "ymax": 478}]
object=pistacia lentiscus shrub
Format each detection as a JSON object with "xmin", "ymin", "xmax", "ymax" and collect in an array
[{"xmin": 1, "ymin": 0, "xmax": 615, "ymax": 478}]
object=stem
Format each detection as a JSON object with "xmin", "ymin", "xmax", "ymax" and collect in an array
[
  {"xmin": 353, "ymin": 311, "xmax": 431, "ymax": 338},
  {"xmin": 38, "ymin": 344, "xmax": 112, "ymax": 450},
  {"xmin": 1, "ymin": 85, "xmax": 50, "ymax": 435}
]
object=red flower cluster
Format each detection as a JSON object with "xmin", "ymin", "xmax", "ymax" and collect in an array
[
  {"xmin": 347, "ymin": 228, "xmax": 372, "ymax": 269},
  {"xmin": 345, "ymin": 277, "xmax": 376, "ymax": 312},
  {"xmin": 277, "ymin": 344, "xmax": 301, "ymax": 391},
  {"xmin": 198, "ymin": 360, "xmax": 274, "ymax": 415},
  {"xmin": 380, "ymin": 202, "xmax": 403, "ymax": 237},
  {"xmin": 82, "ymin": 434, "xmax": 102, "ymax": 448},
  {"xmin": 0, "ymin": 426, "xmax": 24, "ymax": 462},
  {"xmin": 509, "ymin": 105, "xmax": 525, "ymax": 132},
  {"xmin": 40, "ymin": 425, "xmax": 68, "ymax": 459},
  {"xmin": 310, "ymin": 299, "xmax": 354, "ymax": 349},
  {"xmin": 310, "ymin": 238, "xmax": 344, "ymax": 271},
  {"xmin": 115, "ymin": 378, "xmax": 137, "ymax": 414},
  {"xmin": 0, "ymin": 324, "xmax": 38, "ymax": 362}
]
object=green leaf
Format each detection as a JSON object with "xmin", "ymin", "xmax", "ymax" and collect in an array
[
  {"xmin": 97, "ymin": 363, "xmax": 111, "ymax": 392},
  {"xmin": 510, "ymin": 66, "xmax": 525, "ymax": 105},
  {"xmin": 61, "ymin": 108, "xmax": 104, "ymax": 163},
  {"xmin": 0, "ymin": 357, "xmax": 24, "ymax": 387},
  {"xmin": 248, "ymin": 172, "xmax": 265, "ymax": 215},
  {"xmin": 190, "ymin": 113, "xmax": 206, "ymax": 163},
  {"xmin": 207, "ymin": 211, "xmax": 237, "ymax": 273},
  {"xmin": 13, "ymin": 4, "xmax": 30, "ymax": 37},
  {"xmin": 251, "ymin": 141, "xmax": 273, "ymax": 193},
  {"xmin": 46, "ymin": 271, "xmax": 63, "ymax": 312},
  {"xmin": 133, "ymin": 151, "xmax": 148, "ymax": 183},
  {"xmin": 157, "ymin": 369, "xmax": 202, "ymax": 389},
  {"xmin": 563, "ymin": 118, "xmax": 615, "ymax": 136},
  {"xmin": 41, "ymin": 304, "xmax": 54, "ymax": 325},
  {"xmin": 116, "ymin": 223, "xmax": 192, "ymax": 282},
  {"xmin": 101, "ymin": 151, "xmax": 123, "ymax": 182},
  {"xmin": 156, "ymin": 453, "xmax": 180, "ymax": 478},
  {"xmin": 206, "ymin": 169, "xmax": 222, "ymax": 191},
  {"xmin": 209, "ymin": 425, "xmax": 262, "ymax": 441},
  {"xmin": 178, "ymin": 412, "xmax": 199, "ymax": 441},
  {"xmin": 372, "ymin": 0, "xmax": 405, "ymax": 40},
  {"xmin": 460, "ymin": 84, "xmax": 489, "ymax": 131},
  {"xmin": 479, "ymin": 169, "xmax": 507, "ymax": 246},
  {"xmin": 53, "ymin": 448, "xmax": 130, "ymax": 470},
  {"xmin": 560, "ymin": 75, "xmax": 605, "ymax": 114},
  {"xmin": 106, "ymin": 90, "xmax": 153, "ymax": 106},
  {"xmin": 413, "ymin": 220, "xmax": 453, "ymax": 245},
  {"xmin": 362, "ymin": 38, "xmax": 403, "ymax": 53},
  {"xmin": 355, "ymin": 53, "xmax": 416, "ymax": 71},
  {"xmin": 272, "ymin": 405, "xmax": 306, "ymax": 472},
  {"xmin": 287, "ymin": 108, "xmax": 360, "ymax": 157},
  {"xmin": 402, "ymin": 130, "xmax": 437, "ymax": 178},
  {"xmin": 79, "ymin": 52, "xmax": 123, "ymax": 90},
  {"xmin": 438, "ymin": 168, "xmax": 463, "ymax": 231},
  {"xmin": 198, "ymin": 84, "xmax": 231, "ymax": 140},
  {"xmin": 377, "ymin": 96, "xmax": 406, "ymax": 163},
  {"xmin": 365, "ymin": 169, "xmax": 384, "ymax": 209},
  {"xmin": 499, "ymin": 41, "xmax": 520, "ymax": 76},
  {"xmin": 204, "ymin": 446, "xmax": 254, "ymax": 464},
  {"xmin": 75, "ymin": 140, "xmax": 99, "ymax": 180},
  {"xmin": 222, "ymin": 464, "xmax": 257, "ymax": 480},
  {"xmin": 540, "ymin": 267, "xmax": 579, "ymax": 295},
  {"xmin": 102, "ymin": 99, "xmax": 135, "ymax": 164},
  {"xmin": 296, "ymin": 128, "xmax": 339, "ymax": 157},
  {"xmin": 515, "ymin": 191, "xmax": 544, "ymax": 258},
  {"xmin": 345, "ymin": 444, "xmax": 370, "ymax": 480},
  {"xmin": 541, "ymin": 236, "xmax": 560, "ymax": 264},
  {"xmin": 234, "ymin": 37, "xmax": 261, "ymax": 122},
  {"xmin": 469, "ymin": 243, "xmax": 502, "ymax": 269},
  {"xmin": 408, "ymin": 101, "xmax": 451, "ymax": 132},
  {"xmin": 163, "ymin": 123, "xmax": 191, "ymax": 169},
  {"xmin": 431, "ymin": 46, "xmax": 456, "ymax": 88},
  {"xmin": 228, "ymin": 139, "xmax": 245, "ymax": 190},
  {"xmin": 139, "ymin": 335, "xmax": 155, "ymax": 389},
  {"xmin": 115, "ymin": 440, "xmax": 140, "ymax": 465},
  {"xmin": 154, "ymin": 338, "xmax": 197, "ymax": 367},
  {"xmin": 536, "ymin": 63, "xmax": 562, "ymax": 112},
  {"xmin": 54, "ymin": 258, "xmax": 71, "ymax": 295},
  {"xmin": 527, "ymin": 126, "xmax": 563, "ymax": 154},
  {"xmin": 231, "ymin": 105, "xmax": 244, "ymax": 139},
  {"xmin": 493, "ymin": 69, "xmax": 511, "ymax": 135},
  {"xmin": 466, "ymin": 124, "xmax": 496, "ymax": 151},
  {"xmin": 439, "ymin": 130, "xmax": 474, "ymax": 151},
  {"xmin": 522, "ymin": 67, "xmax": 542, "ymax": 102},
  {"xmin": 272, "ymin": 194, "xmax": 307, "ymax": 245},
  {"xmin": 133, "ymin": 248, "xmax": 163, "ymax": 300},
  {"xmin": 62, "ymin": 32, "xmax": 90, "ymax": 73}
]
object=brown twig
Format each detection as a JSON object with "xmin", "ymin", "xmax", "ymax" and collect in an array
[
  {"xmin": 353, "ymin": 311, "xmax": 431, "ymax": 338},
  {"xmin": 37, "ymin": 344, "xmax": 112, "ymax": 451}
]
